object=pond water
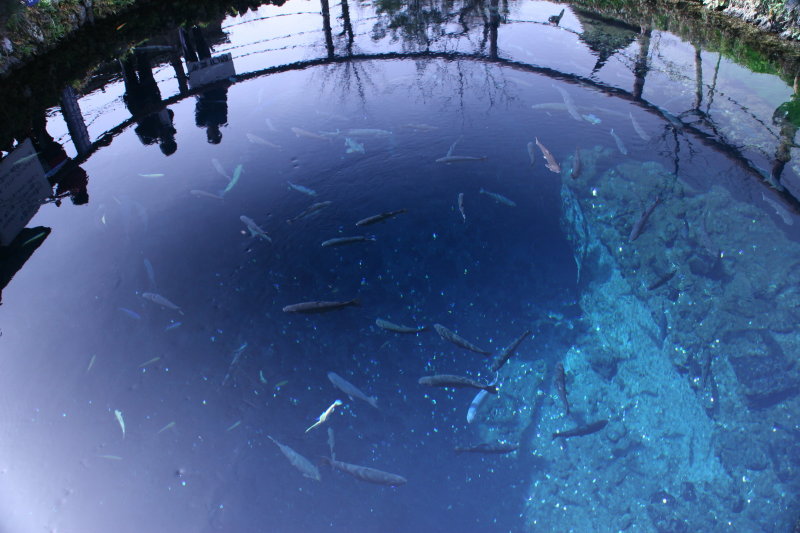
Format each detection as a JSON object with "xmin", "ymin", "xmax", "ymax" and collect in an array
[{"xmin": 1, "ymin": 1, "xmax": 800, "ymax": 532}]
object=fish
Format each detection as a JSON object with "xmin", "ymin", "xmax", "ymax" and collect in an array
[
  {"xmin": 572, "ymin": 147, "xmax": 582, "ymax": 179},
  {"xmin": 305, "ymin": 399, "xmax": 343, "ymax": 433},
  {"xmin": 454, "ymin": 441, "xmax": 519, "ymax": 454},
  {"xmin": 629, "ymin": 112, "xmax": 650, "ymax": 141},
  {"xmin": 345, "ymin": 137, "xmax": 365, "ymax": 154},
  {"xmin": 535, "ymin": 137, "xmax": 560, "ymax": 173},
  {"xmin": 157, "ymin": 421, "xmax": 175, "ymax": 434},
  {"xmin": 435, "ymin": 155, "xmax": 488, "ymax": 163},
  {"xmin": 240, "ymin": 215, "xmax": 272, "ymax": 242},
  {"xmin": 647, "ymin": 269, "xmax": 677, "ymax": 291},
  {"xmin": 527, "ymin": 142, "xmax": 536, "ymax": 166},
  {"xmin": 490, "ymin": 329, "xmax": 532, "ymax": 372},
  {"xmin": 220, "ymin": 164, "xmax": 243, "ymax": 197},
  {"xmin": 222, "ymin": 342, "xmax": 248, "ymax": 386},
  {"xmin": 327, "ymin": 427, "xmax": 336, "ymax": 460},
  {"xmin": 138, "ymin": 173, "xmax": 164, "ymax": 178},
  {"xmin": 346, "ymin": 128, "xmax": 392, "ymax": 137},
  {"xmin": 86, "ymin": 354, "xmax": 97, "ymax": 373},
  {"xmin": 265, "ymin": 118, "xmax": 278, "ymax": 131},
  {"xmin": 212, "ymin": 158, "xmax": 229, "ymax": 180},
  {"xmin": 610, "ymin": 128, "xmax": 628, "ymax": 155},
  {"xmin": 21, "ymin": 231, "xmax": 47, "ymax": 247},
  {"xmin": 246, "ymin": 133, "xmax": 282, "ymax": 149},
  {"xmin": 321, "ymin": 235, "xmax": 375, "ymax": 247},
  {"xmin": 259, "ymin": 370, "xmax": 268, "ymax": 384},
  {"xmin": 629, "ymin": 196, "xmax": 661, "ymax": 241},
  {"xmin": 114, "ymin": 409, "xmax": 125, "ymax": 438},
  {"xmin": 275, "ymin": 380, "xmax": 289, "ymax": 388},
  {"xmin": 552, "ymin": 420, "xmax": 609, "ymax": 440},
  {"xmin": 582, "ymin": 114, "xmax": 601, "ymax": 125},
  {"xmin": 419, "ymin": 374, "xmax": 498, "ymax": 393},
  {"xmin": 141, "ymin": 292, "xmax": 183, "ymax": 314},
  {"xmin": 268, "ymin": 435, "xmax": 321, "ymax": 481},
  {"xmin": 466, "ymin": 374, "xmax": 498, "ymax": 423},
  {"xmin": 458, "ymin": 193, "xmax": 466, "ymax": 223},
  {"xmin": 118, "ymin": 307, "xmax": 142, "ymax": 320},
  {"xmin": 287, "ymin": 201, "xmax": 332, "ymax": 223},
  {"xmin": 164, "ymin": 322, "xmax": 182, "ymax": 331},
  {"xmin": 321, "ymin": 457, "xmax": 407, "ymax": 486},
  {"xmin": 190, "ymin": 189, "xmax": 224, "ymax": 200},
  {"xmin": 288, "ymin": 182, "xmax": 317, "ymax": 197},
  {"xmin": 98, "ymin": 454, "xmax": 123, "ymax": 460},
  {"xmin": 375, "ymin": 318, "xmax": 426, "ymax": 333},
  {"xmin": 554, "ymin": 362, "xmax": 570, "ymax": 416},
  {"xmin": 143, "ymin": 258, "xmax": 156, "ymax": 289},
  {"xmin": 316, "ymin": 110, "xmax": 349, "ymax": 121},
  {"xmin": 403, "ymin": 123, "xmax": 438, "ymax": 131},
  {"xmin": 282, "ymin": 299, "xmax": 359, "ymax": 313},
  {"xmin": 433, "ymin": 324, "xmax": 492, "ymax": 356},
  {"xmin": 226, "ymin": 420, "xmax": 241, "ymax": 432},
  {"xmin": 479, "ymin": 188, "xmax": 516, "ymax": 207},
  {"xmin": 355, "ymin": 209, "xmax": 407, "ymax": 226},
  {"xmin": 138, "ymin": 356, "xmax": 160, "ymax": 368},
  {"xmin": 553, "ymin": 85, "xmax": 583, "ymax": 122},
  {"xmin": 291, "ymin": 127, "xmax": 330, "ymax": 141},
  {"xmin": 327, "ymin": 372, "xmax": 378, "ymax": 409}
]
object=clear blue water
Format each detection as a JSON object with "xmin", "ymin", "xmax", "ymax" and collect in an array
[{"xmin": 1, "ymin": 1, "xmax": 800, "ymax": 532}]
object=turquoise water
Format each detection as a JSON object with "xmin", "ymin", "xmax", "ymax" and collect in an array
[{"xmin": 1, "ymin": 1, "xmax": 799, "ymax": 532}]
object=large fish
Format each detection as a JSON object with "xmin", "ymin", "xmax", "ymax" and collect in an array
[
  {"xmin": 346, "ymin": 128, "xmax": 392, "ymax": 137},
  {"xmin": 553, "ymin": 85, "xmax": 583, "ymax": 122},
  {"xmin": 287, "ymin": 201, "xmax": 332, "ymax": 223},
  {"xmin": 282, "ymin": 299, "xmax": 359, "ymax": 313},
  {"xmin": 268, "ymin": 436, "xmax": 321, "ymax": 480},
  {"xmin": 141, "ymin": 292, "xmax": 183, "ymax": 314},
  {"xmin": 629, "ymin": 196, "xmax": 661, "ymax": 241},
  {"xmin": 327, "ymin": 372, "xmax": 378, "ymax": 409},
  {"xmin": 454, "ymin": 441, "xmax": 519, "ymax": 454},
  {"xmin": 554, "ymin": 362, "xmax": 570, "ymax": 415},
  {"xmin": 490, "ymin": 329, "xmax": 532, "ymax": 372},
  {"xmin": 479, "ymin": 188, "xmax": 516, "ymax": 207},
  {"xmin": 535, "ymin": 137, "xmax": 560, "ymax": 173},
  {"xmin": 321, "ymin": 457, "xmax": 407, "ymax": 486},
  {"xmin": 355, "ymin": 209, "xmax": 407, "ymax": 227},
  {"xmin": 321, "ymin": 235, "xmax": 375, "ymax": 247},
  {"xmin": 629, "ymin": 112, "xmax": 651, "ymax": 141},
  {"xmin": 375, "ymin": 318, "xmax": 426, "ymax": 334},
  {"xmin": 240, "ymin": 216, "xmax": 272, "ymax": 242},
  {"xmin": 552, "ymin": 420, "xmax": 608, "ymax": 440},
  {"xmin": 419, "ymin": 374, "xmax": 497, "ymax": 393},
  {"xmin": 433, "ymin": 324, "xmax": 491, "ymax": 356}
]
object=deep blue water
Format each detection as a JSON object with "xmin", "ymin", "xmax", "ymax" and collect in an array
[{"xmin": 2, "ymin": 1, "xmax": 800, "ymax": 532}]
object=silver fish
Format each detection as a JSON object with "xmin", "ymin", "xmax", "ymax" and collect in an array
[
  {"xmin": 114, "ymin": 409, "xmax": 125, "ymax": 438},
  {"xmin": 291, "ymin": 127, "xmax": 330, "ymax": 141},
  {"xmin": 458, "ymin": 193, "xmax": 466, "ymax": 223},
  {"xmin": 535, "ymin": 137, "xmax": 560, "ymax": 173},
  {"xmin": 288, "ymin": 182, "xmax": 317, "ymax": 197},
  {"xmin": 479, "ymin": 188, "xmax": 516, "ymax": 207},
  {"xmin": 419, "ymin": 374, "xmax": 497, "ymax": 393},
  {"xmin": 287, "ymin": 201, "xmax": 332, "ymax": 223},
  {"xmin": 306, "ymin": 399, "xmax": 343, "ymax": 433},
  {"xmin": 553, "ymin": 85, "xmax": 583, "ymax": 122},
  {"xmin": 282, "ymin": 299, "xmax": 359, "ymax": 313},
  {"xmin": 345, "ymin": 128, "xmax": 392, "ymax": 137},
  {"xmin": 433, "ymin": 324, "xmax": 491, "ymax": 356},
  {"xmin": 212, "ymin": 158, "xmax": 229, "ymax": 180},
  {"xmin": 629, "ymin": 112, "xmax": 650, "ymax": 141},
  {"xmin": 220, "ymin": 164, "xmax": 243, "ymax": 196},
  {"xmin": 321, "ymin": 235, "xmax": 375, "ymax": 247},
  {"xmin": 375, "ymin": 318, "xmax": 426, "ymax": 334},
  {"xmin": 610, "ymin": 128, "xmax": 628, "ymax": 155},
  {"xmin": 141, "ymin": 292, "xmax": 183, "ymax": 314},
  {"xmin": 355, "ymin": 209, "xmax": 407, "ymax": 226},
  {"xmin": 345, "ymin": 137, "xmax": 365, "ymax": 154},
  {"xmin": 327, "ymin": 372, "xmax": 378, "ymax": 409},
  {"xmin": 321, "ymin": 457, "xmax": 406, "ymax": 486},
  {"xmin": 190, "ymin": 189, "xmax": 224, "ymax": 200},
  {"xmin": 527, "ymin": 142, "xmax": 536, "ymax": 166},
  {"xmin": 268, "ymin": 435, "xmax": 321, "ymax": 481},
  {"xmin": 240, "ymin": 216, "xmax": 272, "ymax": 242},
  {"xmin": 466, "ymin": 374, "xmax": 498, "ymax": 423},
  {"xmin": 246, "ymin": 133, "xmax": 282, "ymax": 149}
]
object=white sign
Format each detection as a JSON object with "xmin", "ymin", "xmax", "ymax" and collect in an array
[
  {"xmin": 0, "ymin": 138, "xmax": 51, "ymax": 246},
  {"xmin": 188, "ymin": 53, "xmax": 236, "ymax": 89}
]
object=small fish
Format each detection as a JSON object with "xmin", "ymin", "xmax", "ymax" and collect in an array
[
  {"xmin": 553, "ymin": 85, "xmax": 583, "ymax": 122},
  {"xmin": 240, "ymin": 215, "xmax": 272, "ymax": 242},
  {"xmin": 164, "ymin": 321, "xmax": 182, "ymax": 331},
  {"xmin": 345, "ymin": 137, "xmax": 365, "ymax": 154},
  {"xmin": 157, "ymin": 421, "xmax": 176, "ymax": 434},
  {"xmin": 116, "ymin": 22, "xmax": 126, "ymax": 30},
  {"xmin": 571, "ymin": 147, "xmax": 582, "ymax": 179},
  {"xmin": 458, "ymin": 193, "xmax": 466, "ymax": 223},
  {"xmin": 419, "ymin": 374, "xmax": 497, "ymax": 393},
  {"xmin": 226, "ymin": 420, "xmax": 242, "ymax": 432},
  {"xmin": 610, "ymin": 128, "xmax": 628, "ymax": 155},
  {"xmin": 275, "ymin": 380, "xmax": 289, "ymax": 388},
  {"xmin": 629, "ymin": 196, "xmax": 661, "ymax": 241},
  {"xmin": 287, "ymin": 201, "xmax": 332, "ymax": 223},
  {"xmin": 288, "ymin": 182, "xmax": 317, "ymax": 197},
  {"xmin": 86, "ymin": 354, "xmax": 97, "ymax": 373},
  {"xmin": 454, "ymin": 442, "xmax": 519, "ymax": 454},
  {"xmin": 527, "ymin": 142, "xmax": 536, "ymax": 166},
  {"xmin": 436, "ymin": 155, "xmax": 488, "ymax": 163},
  {"xmin": 328, "ymin": 372, "xmax": 378, "ymax": 409},
  {"xmin": 554, "ymin": 362, "xmax": 570, "ymax": 416},
  {"xmin": 138, "ymin": 357, "xmax": 160, "ymax": 368},
  {"xmin": 265, "ymin": 118, "xmax": 278, "ymax": 132},
  {"xmin": 328, "ymin": 427, "xmax": 336, "ymax": 460},
  {"xmin": 535, "ymin": 137, "xmax": 560, "ymax": 173},
  {"xmin": 355, "ymin": 209, "xmax": 407, "ymax": 226},
  {"xmin": 552, "ymin": 420, "xmax": 608, "ymax": 440},
  {"xmin": 346, "ymin": 128, "xmax": 392, "ymax": 137},
  {"xmin": 118, "ymin": 307, "xmax": 142, "ymax": 320},
  {"xmin": 222, "ymin": 342, "xmax": 248, "ymax": 386},
  {"xmin": 403, "ymin": 123, "xmax": 438, "ymax": 131},
  {"xmin": 190, "ymin": 189, "xmax": 224, "ymax": 200},
  {"xmin": 259, "ymin": 370, "xmax": 268, "ymax": 384},
  {"xmin": 433, "ymin": 324, "xmax": 491, "ymax": 356},
  {"xmin": 321, "ymin": 457, "xmax": 406, "ymax": 486},
  {"xmin": 141, "ymin": 292, "xmax": 183, "ymax": 314},
  {"xmin": 291, "ymin": 127, "xmax": 330, "ymax": 141},
  {"xmin": 114, "ymin": 409, "xmax": 125, "ymax": 438},
  {"xmin": 629, "ymin": 112, "xmax": 650, "ymax": 141},
  {"xmin": 212, "ymin": 158, "xmax": 230, "ymax": 180},
  {"xmin": 98, "ymin": 454, "xmax": 123, "ymax": 460},
  {"xmin": 282, "ymin": 299, "xmax": 359, "ymax": 313},
  {"xmin": 305, "ymin": 399, "xmax": 343, "ymax": 433},
  {"xmin": 490, "ymin": 330, "xmax": 532, "ymax": 372},
  {"xmin": 321, "ymin": 235, "xmax": 375, "ymax": 247},
  {"xmin": 479, "ymin": 188, "xmax": 516, "ymax": 207},
  {"xmin": 268, "ymin": 435, "xmax": 321, "ymax": 481},
  {"xmin": 138, "ymin": 173, "xmax": 164, "ymax": 178},
  {"xmin": 246, "ymin": 133, "xmax": 282, "ymax": 149},
  {"xmin": 220, "ymin": 164, "xmax": 243, "ymax": 197},
  {"xmin": 582, "ymin": 114, "xmax": 601, "ymax": 125},
  {"xmin": 375, "ymin": 318, "xmax": 426, "ymax": 333}
]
